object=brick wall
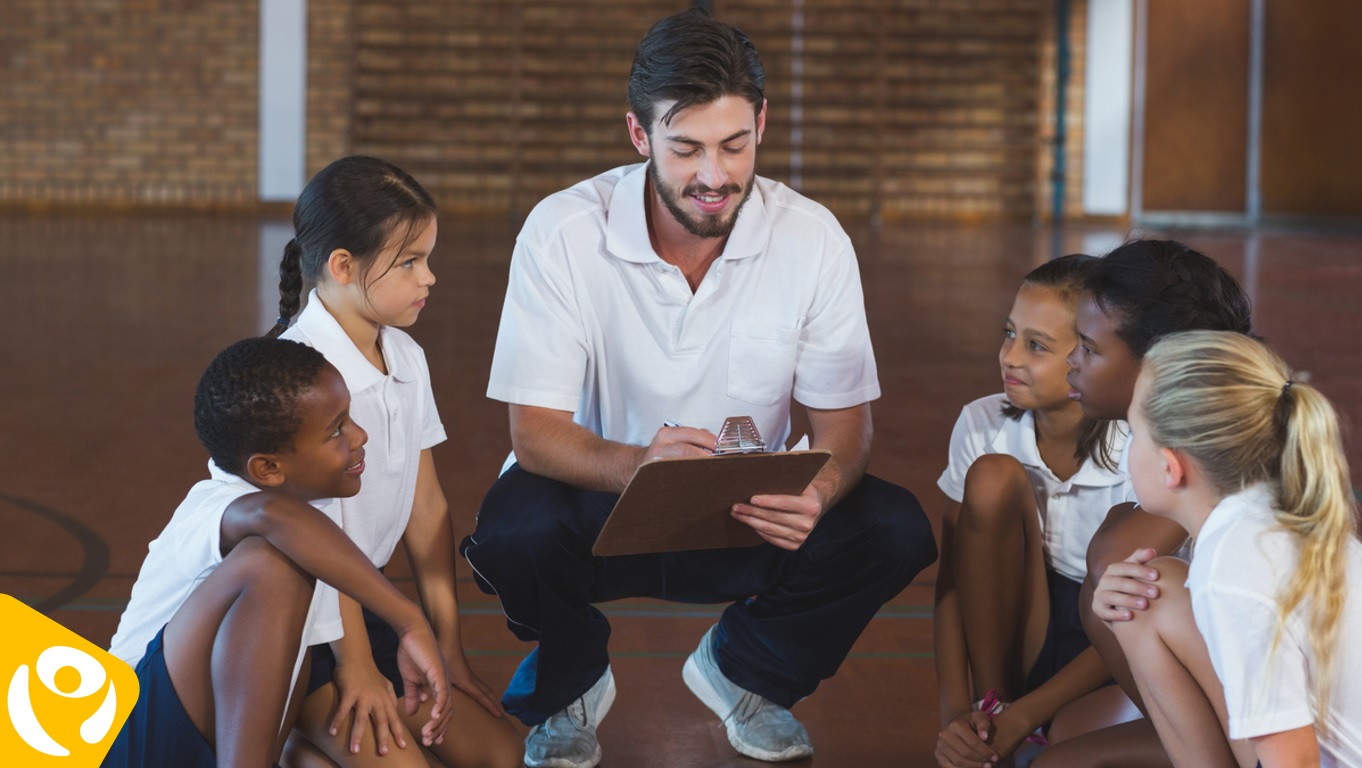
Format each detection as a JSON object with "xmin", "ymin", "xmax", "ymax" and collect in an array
[
  {"xmin": 345, "ymin": 0, "xmax": 1053, "ymax": 221},
  {"xmin": 721, "ymin": 0, "xmax": 1047, "ymax": 221},
  {"xmin": 307, "ymin": 0, "xmax": 354, "ymax": 180},
  {"xmin": 1, "ymin": 0, "xmax": 1091, "ymax": 221},
  {"xmin": 347, "ymin": 0, "xmax": 683, "ymax": 218},
  {"xmin": 0, "ymin": 0, "xmax": 259, "ymax": 207}
]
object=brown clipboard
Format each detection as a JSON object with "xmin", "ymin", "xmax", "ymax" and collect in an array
[{"xmin": 591, "ymin": 450, "xmax": 831, "ymax": 556}]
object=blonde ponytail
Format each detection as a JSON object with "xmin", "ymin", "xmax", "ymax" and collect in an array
[
  {"xmin": 1272, "ymin": 379, "xmax": 1355, "ymax": 721},
  {"xmin": 1140, "ymin": 330, "xmax": 1358, "ymax": 723}
]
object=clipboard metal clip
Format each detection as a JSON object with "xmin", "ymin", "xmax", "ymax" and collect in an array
[{"xmin": 713, "ymin": 416, "xmax": 766, "ymax": 455}]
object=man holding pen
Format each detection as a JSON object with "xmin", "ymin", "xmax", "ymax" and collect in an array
[{"xmin": 460, "ymin": 9, "xmax": 936, "ymax": 767}]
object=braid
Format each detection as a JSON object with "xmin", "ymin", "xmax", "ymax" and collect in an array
[{"xmin": 267, "ymin": 238, "xmax": 305, "ymax": 338}]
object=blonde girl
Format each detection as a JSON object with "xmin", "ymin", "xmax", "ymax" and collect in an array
[
  {"xmin": 268, "ymin": 156, "xmax": 521, "ymax": 768},
  {"xmin": 1098, "ymin": 330, "xmax": 1361, "ymax": 767}
]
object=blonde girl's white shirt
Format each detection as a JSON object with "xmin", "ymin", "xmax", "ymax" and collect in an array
[
  {"xmin": 937, "ymin": 393, "xmax": 1132, "ymax": 582},
  {"xmin": 282, "ymin": 291, "xmax": 447, "ymax": 631},
  {"xmin": 486, "ymin": 163, "xmax": 878, "ymax": 458},
  {"xmin": 109, "ymin": 464, "xmax": 342, "ymax": 684},
  {"xmin": 1188, "ymin": 483, "xmax": 1362, "ymax": 765}
]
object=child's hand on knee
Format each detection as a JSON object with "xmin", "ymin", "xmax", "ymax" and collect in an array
[
  {"xmin": 394, "ymin": 625, "xmax": 453, "ymax": 746},
  {"xmin": 935, "ymin": 710, "xmax": 999, "ymax": 767},
  {"xmin": 330, "ymin": 661, "xmax": 406, "ymax": 755},
  {"xmin": 443, "ymin": 643, "xmax": 505, "ymax": 718},
  {"xmin": 1093, "ymin": 548, "xmax": 1161, "ymax": 623}
]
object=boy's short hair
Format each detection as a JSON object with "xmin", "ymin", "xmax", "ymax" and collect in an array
[
  {"xmin": 627, "ymin": 7, "xmax": 765, "ymax": 130},
  {"xmin": 193, "ymin": 337, "xmax": 331, "ymax": 477}
]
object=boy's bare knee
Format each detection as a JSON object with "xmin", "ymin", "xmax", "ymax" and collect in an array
[{"xmin": 228, "ymin": 536, "xmax": 314, "ymax": 598}]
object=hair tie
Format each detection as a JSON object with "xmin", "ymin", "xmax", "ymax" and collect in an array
[
  {"xmin": 275, "ymin": 316, "xmax": 289, "ymax": 327},
  {"xmin": 1282, "ymin": 380, "xmax": 1294, "ymax": 398}
]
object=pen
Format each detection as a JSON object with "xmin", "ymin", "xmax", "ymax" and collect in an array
[{"xmin": 662, "ymin": 420, "xmax": 682, "ymax": 428}]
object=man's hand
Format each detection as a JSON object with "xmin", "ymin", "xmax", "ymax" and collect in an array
[
  {"xmin": 644, "ymin": 424, "xmax": 716, "ymax": 461},
  {"xmin": 1094, "ymin": 547, "xmax": 1163, "ymax": 624},
  {"xmin": 732, "ymin": 484, "xmax": 825, "ymax": 551}
]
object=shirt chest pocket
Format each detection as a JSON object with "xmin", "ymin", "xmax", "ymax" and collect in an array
[{"xmin": 727, "ymin": 326, "xmax": 799, "ymax": 407}]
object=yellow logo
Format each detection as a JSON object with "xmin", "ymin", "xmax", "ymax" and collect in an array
[{"xmin": 0, "ymin": 594, "xmax": 139, "ymax": 766}]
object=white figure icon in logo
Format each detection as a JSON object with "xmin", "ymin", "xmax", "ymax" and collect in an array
[{"xmin": 7, "ymin": 645, "xmax": 119, "ymax": 756}]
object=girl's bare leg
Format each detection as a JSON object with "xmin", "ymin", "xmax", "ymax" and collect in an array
[
  {"xmin": 1107, "ymin": 558, "xmax": 1255, "ymax": 768},
  {"xmin": 290, "ymin": 683, "xmax": 431, "ymax": 768},
  {"xmin": 281, "ymin": 732, "xmax": 342, "ymax": 767},
  {"xmin": 953, "ymin": 454, "xmax": 1050, "ymax": 700},
  {"xmin": 161, "ymin": 536, "xmax": 316, "ymax": 768},
  {"xmin": 288, "ymin": 679, "xmax": 520, "ymax": 767},
  {"xmin": 404, "ymin": 685, "xmax": 523, "ymax": 768},
  {"xmin": 1079, "ymin": 506, "xmax": 1189, "ymax": 713},
  {"xmin": 1032, "ymin": 718, "xmax": 1171, "ymax": 768},
  {"xmin": 1046, "ymin": 684, "xmax": 1142, "ymax": 744}
]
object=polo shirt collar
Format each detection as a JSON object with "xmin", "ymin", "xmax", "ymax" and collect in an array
[
  {"xmin": 1199, "ymin": 482, "xmax": 1275, "ymax": 542},
  {"xmin": 604, "ymin": 162, "xmax": 770, "ymax": 264},
  {"xmin": 207, "ymin": 460, "xmax": 255, "ymax": 488},
  {"xmin": 295, "ymin": 289, "xmax": 414, "ymax": 392},
  {"xmin": 990, "ymin": 409, "xmax": 1046, "ymax": 469},
  {"xmin": 989, "ymin": 409, "xmax": 1128, "ymax": 488}
]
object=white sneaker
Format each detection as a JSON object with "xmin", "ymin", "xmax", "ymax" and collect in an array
[
  {"xmin": 523, "ymin": 666, "xmax": 616, "ymax": 768},
  {"xmin": 682, "ymin": 626, "xmax": 814, "ymax": 762}
]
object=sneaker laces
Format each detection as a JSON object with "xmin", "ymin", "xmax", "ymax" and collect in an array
[
  {"xmin": 563, "ymin": 695, "xmax": 589, "ymax": 729},
  {"xmin": 726, "ymin": 690, "xmax": 766, "ymax": 726}
]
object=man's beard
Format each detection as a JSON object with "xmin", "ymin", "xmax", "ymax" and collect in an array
[{"xmin": 648, "ymin": 161, "xmax": 756, "ymax": 239}]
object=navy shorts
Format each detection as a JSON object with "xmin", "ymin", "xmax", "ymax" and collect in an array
[
  {"xmin": 102, "ymin": 626, "xmax": 216, "ymax": 768},
  {"xmin": 1023, "ymin": 568, "xmax": 1093, "ymax": 695},
  {"xmin": 307, "ymin": 605, "xmax": 404, "ymax": 698}
]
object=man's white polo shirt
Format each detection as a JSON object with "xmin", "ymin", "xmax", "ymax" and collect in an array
[{"xmin": 487, "ymin": 162, "xmax": 879, "ymax": 452}]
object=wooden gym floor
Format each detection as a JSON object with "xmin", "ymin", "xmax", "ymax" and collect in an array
[{"xmin": 2, "ymin": 213, "xmax": 1359, "ymax": 766}]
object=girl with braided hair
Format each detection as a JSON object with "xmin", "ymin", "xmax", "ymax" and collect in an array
[{"xmin": 268, "ymin": 156, "xmax": 520, "ymax": 768}]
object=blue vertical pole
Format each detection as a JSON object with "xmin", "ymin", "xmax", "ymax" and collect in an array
[{"xmin": 1052, "ymin": 0, "xmax": 1070, "ymax": 258}]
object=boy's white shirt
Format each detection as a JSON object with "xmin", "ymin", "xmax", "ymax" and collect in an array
[{"xmin": 109, "ymin": 463, "xmax": 343, "ymax": 689}]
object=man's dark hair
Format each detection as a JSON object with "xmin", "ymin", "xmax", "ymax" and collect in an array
[
  {"xmin": 1087, "ymin": 239, "xmax": 1254, "ymax": 357},
  {"xmin": 628, "ymin": 7, "xmax": 765, "ymax": 130},
  {"xmin": 193, "ymin": 337, "xmax": 331, "ymax": 477}
]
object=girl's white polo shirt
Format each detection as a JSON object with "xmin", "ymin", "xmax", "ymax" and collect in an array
[
  {"xmin": 487, "ymin": 162, "xmax": 879, "ymax": 453},
  {"xmin": 1189, "ymin": 484, "xmax": 1362, "ymax": 764},
  {"xmin": 937, "ymin": 393, "xmax": 1132, "ymax": 582},
  {"xmin": 283, "ymin": 292, "xmax": 446, "ymax": 630}
]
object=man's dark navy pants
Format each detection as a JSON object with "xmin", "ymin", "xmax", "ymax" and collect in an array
[{"xmin": 459, "ymin": 465, "xmax": 937, "ymax": 726}]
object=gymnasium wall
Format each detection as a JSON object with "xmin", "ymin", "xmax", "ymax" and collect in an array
[
  {"xmin": 0, "ymin": 0, "xmax": 261, "ymax": 207},
  {"xmin": 2, "ymin": 0, "xmax": 1072, "ymax": 221}
]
